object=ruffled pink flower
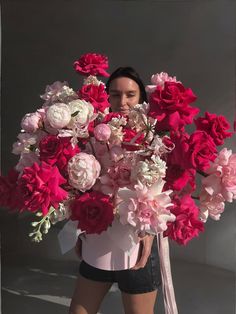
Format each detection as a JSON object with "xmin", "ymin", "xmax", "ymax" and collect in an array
[
  {"xmin": 146, "ymin": 72, "xmax": 179, "ymax": 93},
  {"xmin": 68, "ymin": 153, "xmax": 101, "ymax": 192},
  {"xmin": 100, "ymin": 153, "xmax": 136, "ymax": 194},
  {"xmin": 18, "ymin": 162, "xmax": 68, "ymax": 215},
  {"xmin": 117, "ymin": 180, "xmax": 175, "ymax": 233},
  {"xmin": 164, "ymin": 195, "xmax": 204, "ymax": 245},
  {"xmin": 195, "ymin": 112, "xmax": 232, "ymax": 146},
  {"xmin": 74, "ymin": 53, "xmax": 109, "ymax": 77},
  {"xmin": 202, "ymin": 148, "xmax": 236, "ymax": 202},
  {"xmin": 15, "ymin": 152, "xmax": 40, "ymax": 172},
  {"xmin": 199, "ymin": 189, "xmax": 225, "ymax": 222}
]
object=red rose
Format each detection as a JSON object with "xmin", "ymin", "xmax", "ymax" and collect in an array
[
  {"xmin": 149, "ymin": 81, "xmax": 199, "ymax": 131},
  {"xmin": 70, "ymin": 191, "xmax": 114, "ymax": 234},
  {"xmin": 78, "ymin": 84, "xmax": 110, "ymax": 113},
  {"xmin": 0, "ymin": 169, "xmax": 24, "ymax": 210},
  {"xmin": 164, "ymin": 165, "xmax": 196, "ymax": 192},
  {"xmin": 73, "ymin": 53, "xmax": 109, "ymax": 77},
  {"xmin": 164, "ymin": 195, "xmax": 204, "ymax": 245},
  {"xmin": 194, "ymin": 111, "xmax": 232, "ymax": 146},
  {"xmin": 18, "ymin": 162, "xmax": 68, "ymax": 215},
  {"xmin": 39, "ymin": 135, "xmax": 80, "ymax": 173},
  {"xmin": 122, "ymin": 128, "xmax": 145, "ymax": 151},
  {"xmin": 169, "ymin": 131, "xmax": 217, "ymax": 171},
  {"xmin": 187, "ymin": 130, "xmax": 217, "ymax": 171}
]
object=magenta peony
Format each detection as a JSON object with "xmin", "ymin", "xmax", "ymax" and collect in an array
[{"xmin": 74, "ymin": 53, "xmax": 109, "ymax": 77}]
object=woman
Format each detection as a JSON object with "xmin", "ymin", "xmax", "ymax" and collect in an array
[{"xmin": 69, "ymin": 67, "xmax": 161, "ymax": 314}]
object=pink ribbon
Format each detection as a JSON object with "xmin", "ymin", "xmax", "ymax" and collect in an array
[{"xmin": 157, "ymin": 233, "xmax": 178, "ymax": 314}]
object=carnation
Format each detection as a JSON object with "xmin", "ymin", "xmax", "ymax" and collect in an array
[
  {"xmin": 146, "ymin": 72, "xmax": 179, "ymax": 93},
  {"xmin": 73, "ymin": 53, "xmax": 109, "ymax": 77},
  {"xmin": 18, "ymin": 162, "xmax": 68, "ymax": 215},
  {"xmin": 131, "ymin": 155, "xmax": 167, "ymax": 186},
  {"xmin": 164, "ymin": 195, "xmax": 204, "ymax": 245}
]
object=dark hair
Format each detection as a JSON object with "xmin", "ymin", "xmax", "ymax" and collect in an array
[{"xmin": 106, "ymin": 67, "xmax": 147, "ymax": 103}]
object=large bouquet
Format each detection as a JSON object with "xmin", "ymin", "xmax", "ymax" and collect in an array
[{"xmin": 1, "ymin": 53, "xmax": 235, "ymax": 246}]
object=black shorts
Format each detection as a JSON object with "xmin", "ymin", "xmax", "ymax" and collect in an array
[{"xmin": 79, "ymin": 237, "xmax": 161, "ymax": 294}]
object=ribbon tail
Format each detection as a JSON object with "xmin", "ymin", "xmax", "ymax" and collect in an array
[
  {"xmin": 57, "ymin": 220, "xmax": 82, "ymax": 254},
  {"xmin": 158, "ymin": 233, "xmax": 178, "ymax": 314}
]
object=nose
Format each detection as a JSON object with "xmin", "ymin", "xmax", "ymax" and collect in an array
[{"xmin": 120, "ymin": 94, "xmax": 127, "ymax": 106}]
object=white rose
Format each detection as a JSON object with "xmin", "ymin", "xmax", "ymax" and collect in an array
[{"xmin": 46, "ymin": 103, "xmax": 71, "ymax": 129}]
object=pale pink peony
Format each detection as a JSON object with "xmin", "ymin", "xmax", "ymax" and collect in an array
[
  {"xmin": 68, "ymin": 152, "xmax": 101, "ymax": 192},
  {"xmin": 94, "ymin": 123, "xmax": 111, "ymax": 142},
  {"xmin": 41, "ymin": 81, "xmax": 78, "ymax": 106},
  {"xmin": 21, "ymin": 111, "xmax": 43, "ymax": 133},
  {"xmin": 117, "ymin": 180, "xmax": 175, "ymax": 233},
  {"xmin": 199, "ymin": 189, "xmax": 225, "ymax": 222},
  {"xmin": 146, "ymin": 72, "xmax": 179, "ymax": 93},
  {"xmin": 46, "ymin": 103, "xmax": 71, "ymax": 129},
  {"xmin": 203, "ymin": 148, "xmax": 236, "ymax": 202},
  {"xmin": 99, "ymin": 153, "xmax": 136, "ymax": 194}
]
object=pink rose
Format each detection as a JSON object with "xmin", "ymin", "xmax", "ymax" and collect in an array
[
  {"xmin": 164, "ymin": 195, "xmax": 204, "ymax": 245},
  {"xmin": 21, "ymin": 111, "xmax": 43, "ymax": 133},
  {"xmin": 73, "ymin": 53, "xmax": 109, "ymax": 77},
  {"xmin": 78, "ymin": 84, "xmax": 110, "ymax": 113},
  {"xmin": 194, "ymin": 112, "xmax": 232, "ymax": 145},
  {"xmin": 70, "ymin": 191, "xmax": 114, "ymax": 234},
  {"xmin": 39, "ymin": 135, "xmax": 80, "ymax": 173},
  {"xmin": 68, "ymin": 153, "xmax": 101, "ymax": 192},
  {"xmin": 149, "ymin": 82, "xmax": 199, "ymax": 131},
  {"xmin": 18, "ymin": 162, "xmax": 68, "ymax": 215},
  {"xmin": 94, "ymin": 123, "xmax": 111, "ymax": 142}
]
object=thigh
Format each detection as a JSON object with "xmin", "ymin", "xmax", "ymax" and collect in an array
[
  {"xmin": 121, "ymin": 290, "xmax": 157, "ymax": 314},
  {"xmin": 69, "ymin": 273, "xmax": 112, "ymax": 314}
]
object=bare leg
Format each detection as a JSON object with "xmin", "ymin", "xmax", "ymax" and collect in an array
[
  {"xmin": 121, "ymin": 290, "xmax": 157, "ymax": 314},
  {"xmin": 69, "ymin": 274, "xmax": 113, "ymax": 314}
]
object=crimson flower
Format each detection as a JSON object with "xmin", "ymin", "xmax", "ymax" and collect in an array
[{"xmin": 73, "ymin": 53, "xmax": 109, "ymax": 77}]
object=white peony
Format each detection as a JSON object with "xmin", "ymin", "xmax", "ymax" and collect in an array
[
  {"xmin": 68, "ymin": 99, "xmax": 95, "ymax": 126},
  {"xmin": 46, "ymin": 103, "xmax": 71, "ymax": 129}
]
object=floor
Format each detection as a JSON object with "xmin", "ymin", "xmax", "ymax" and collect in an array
[{"xmin": 1, "ymin": 257, "xmax": 235, "ymax": 314}]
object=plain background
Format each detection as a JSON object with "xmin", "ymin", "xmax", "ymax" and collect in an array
[{"xmin": 0, "ymin": 0, "xmax": 235, "ymax": 273}]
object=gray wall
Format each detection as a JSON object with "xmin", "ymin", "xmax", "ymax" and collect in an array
[{"xmin": 1, "ymin": 0, "xmax": 235, "ymax": 271}]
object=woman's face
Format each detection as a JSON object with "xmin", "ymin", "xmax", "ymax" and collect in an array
[{"xmin": 108, "ymin": 77, "xmax": 141, "ymax": 115}]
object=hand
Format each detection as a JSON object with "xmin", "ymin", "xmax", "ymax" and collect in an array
[
  {"xmin": 75, "ymin": 236, "xmax": 82, "ymax": 259},
  {"xmin": 131, "ymin": 233, "xmax": 154, "ymax": 270}
]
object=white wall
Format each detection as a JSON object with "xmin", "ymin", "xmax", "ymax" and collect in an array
[{"xmin": 1, "ymin": 0, "xmax": 235, "ymax": 271}]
